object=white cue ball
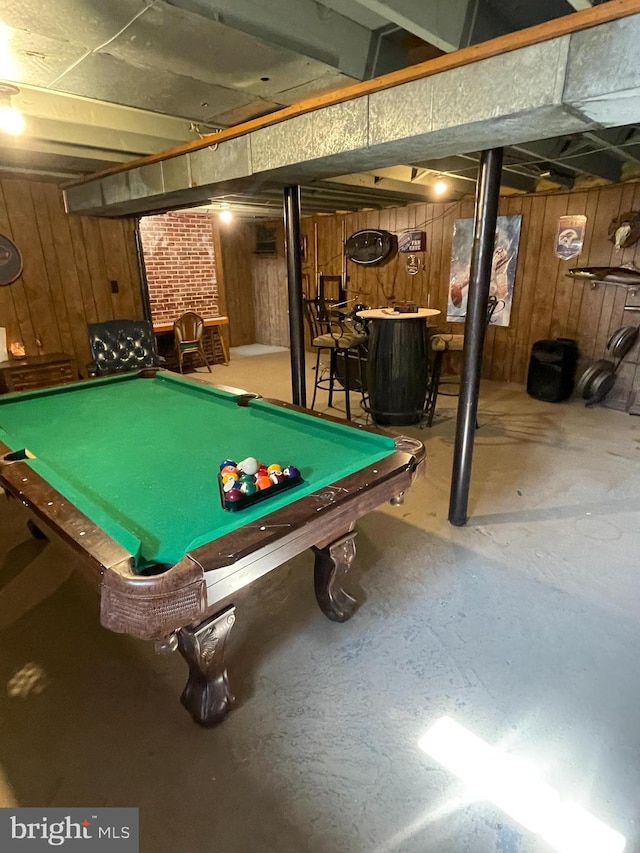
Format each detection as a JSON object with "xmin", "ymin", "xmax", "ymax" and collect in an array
[{"xmin": 237, "ymin": 457, "xmax": 259, "ymax": 476}]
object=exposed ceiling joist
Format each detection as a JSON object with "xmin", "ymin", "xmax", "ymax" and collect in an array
[
  {"xmin": 582, "ymin": 130, "xmax": 639, "ymax": 163},
  {"xmin": 165, "ymin": 0, "xmax": 397, "ymax": 80},
  {"xmin": 566, "ymin": 0, "xmax": 594, "ymax": 9},
  {"xmin": 412, "ymin": 155, "xmax": 537, "ymax": 192},
  {"xmin": 4, "ymin": 82, "xmax": 195, "ymax": 152},
  {"xmin": 345, "ymin": 0, "xmax": 472, "ymax": 51},
  {"xmin": 326, "ymin": 171, "xmax": 469, "ymax": 200},
  {"xmin": 0, "ymin": 137, "xmax": 132, "ymax": 166},
  {"xmin": 509, "ymin": 139, "xmax": 622, "ymax": 182}
]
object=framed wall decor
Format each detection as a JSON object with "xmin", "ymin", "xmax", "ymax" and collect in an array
[
  {"xmin": 398, "ymin": 230, "xmax": 426, "ymax": 253},
  {"xmin": 447, "ymin": 215, "xmax": 522, "ymax": 327}
]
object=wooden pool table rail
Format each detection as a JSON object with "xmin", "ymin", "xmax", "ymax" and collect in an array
[{"xmin": 0, "ymin": 372, "xmax": 425, "ymax": 726}]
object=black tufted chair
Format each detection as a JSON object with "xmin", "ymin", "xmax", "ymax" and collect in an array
[{"xmin": 87, "ymin": 320, "xmax": 161, "ymax": 377}]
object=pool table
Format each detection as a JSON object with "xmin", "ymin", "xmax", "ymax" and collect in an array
[{"xmin": 0, "ymin": 370, "xmax": 425, "ymax": 726}]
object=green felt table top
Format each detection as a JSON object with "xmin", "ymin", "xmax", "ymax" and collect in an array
[{"xmin": 0, "ymin": 372, "xmax": 395, "ymax": 568}]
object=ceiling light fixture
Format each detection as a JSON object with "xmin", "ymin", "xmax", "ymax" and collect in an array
[
  {"xmin": 219, "ymin": 209, "xmax": 233, "ymax": 223},
  {"xmin": 433, "ymin": 177, "xmax": 448, "ymax": 196},
  {"xmin": 0, "ymin": 84, "xmax": 24, "ymax": 135}
]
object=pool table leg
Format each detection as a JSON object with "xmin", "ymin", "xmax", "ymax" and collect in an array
[
  {"xmin": 176, "ymin": 605, "xmax": 236, "ymax": 727},
  {"xmin": 312, "ymin": 531, "xmax": 358, "ymax": 623}
]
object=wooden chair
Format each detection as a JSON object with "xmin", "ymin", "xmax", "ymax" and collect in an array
[
  {"xmin": 424, "ymin": 296, "xmax": 501, "ymax": 426},
  {"xmin": 173, "ymin": 312, "xmax": 211, "ymax": 373},
  {"xmin": 303, "ymin": 297, "xmax": 367, "ymax": 420}
]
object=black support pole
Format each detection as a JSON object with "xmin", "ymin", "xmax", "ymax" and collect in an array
[
  {"xmin": 448, "ymin": 147, "xmax": 504, "ymax": 526},
  {"xmin": 283, "ymin": 185, "xmax": 307, "ymax": 407}
]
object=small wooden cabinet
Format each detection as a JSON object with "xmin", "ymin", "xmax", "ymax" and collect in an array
[{"xmin": 0, "ymin": 353, "xmax": 76, "ymax": 394}]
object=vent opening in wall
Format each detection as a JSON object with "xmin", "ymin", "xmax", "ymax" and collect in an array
[{"xmin": 255, "ymin": 225, "xmax": 277, "ymax": 255}]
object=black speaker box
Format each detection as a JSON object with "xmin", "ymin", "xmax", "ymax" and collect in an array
[{"xmin": 527, "ymin": 338, "xmax": 578, "ymax": 403}]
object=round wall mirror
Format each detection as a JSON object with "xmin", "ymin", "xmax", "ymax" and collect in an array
[{"xmin": 345, "ymin": 229, "xmax": 397, "ymax": 266}]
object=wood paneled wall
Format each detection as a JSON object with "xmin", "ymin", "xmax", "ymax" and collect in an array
[
  {"xmin": 213, "ymin": 182, "xmax": 640, "ymax": 382},
  {"xmin": 303, "ymin": 184, "xmax": 640, "ymax": 383},
  {"xmin": 213, "ymin": 220, "xmax": 257, "ymax": 347},
  {"xmin": 251, "ymin": 221, "xmax": 290, "ymax": 347},
  {"xmin": 0, "ymin": 178, "xmax": 143, "ymax": 375}
]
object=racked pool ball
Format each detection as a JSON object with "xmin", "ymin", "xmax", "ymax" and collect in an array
[
  {"xmin": 238, "ymin": 474, "xmax": 254, "ymax": 487},
  {"xmin": 283, "ymin": 466, "xmax": 300, "ymax": 480},
  {"xmin": 237, "ymin": 457, "xmax": 259, "ymax": 476},
  {"xmin": 224, "ymin": 487, "xmax": 242, "ymax": 503},
  {"xmin": 256, "ymin": 475, "xmax": 272, "ymax": 491},
  {"xmin": 221, "ymin": 471, "xmax": 239, "ymax": 485},
  {"xmin": 240, "ymin": 480, "xmax": 257, "ymax": 496},
  {"xmin": 267, "ymin": 463, "xmax": 282, "ymax": 475},
  {"xmin": 270, "ymin": 471, "xmax": 286, "ymax": 485},
  {"xmin": 220, "ymin": 460, "xmax": 236, "ymax": 471},
  {"xmin": 223, "ymin": 477, "xmax": 240, "ymax": 493}
]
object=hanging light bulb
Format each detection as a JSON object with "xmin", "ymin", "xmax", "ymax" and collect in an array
[
  {"xmin": 219, "ymin": 209, "xmax": 233, "ymax": 223},
  {"xmin": 0, "ymin": 84, "xmax": 24, "ymax": 135},
  {"xmin": 433, "ymin": 177, "xmax": 448, "ymax": 196}
]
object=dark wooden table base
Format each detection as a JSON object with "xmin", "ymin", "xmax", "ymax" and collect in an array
[{"xmin": 176, "ymin": 531, "xmax": 359, "ymax": 727}]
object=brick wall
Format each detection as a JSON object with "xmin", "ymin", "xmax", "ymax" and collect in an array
[{"xmin": 139, "ymin": 212, "xmax": 220, "ymax": 323}]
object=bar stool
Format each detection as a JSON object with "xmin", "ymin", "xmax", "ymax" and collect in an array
[
  {"xmin": 424, "ymin": 296, "xmax": 501, "ymax": 426},
  {"xmin": 303, "ymin": 297, "xmax": 367, "ymax": 420}
]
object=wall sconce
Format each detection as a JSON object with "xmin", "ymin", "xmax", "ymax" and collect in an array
[{"xmin": 0, "ymin": 84, "xmax": 25, "ymax": 135}]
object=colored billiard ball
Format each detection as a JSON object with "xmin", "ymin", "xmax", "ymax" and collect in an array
[
  {"xmin": 255, "ymin": 475, "xmax": 272, "ymax": 490},
  {"xmin": 220, "ymin": 460, "xmax": 236, "ymax": 470},
  {"xmin": 238, "ymin": 474, "xmax": 254, "ymax": 487},
  {"xmin": 221, "ymin": 465, "xmax": 238, "ymax": 476},
  {"xmin": 237, "ymin": 457, "xmax": 259, "ymax": 476},
  {"xmin": 221, "ymin": 471, "xmax": 239, "ymax": 485},
  {"xmin": 267, "ymin": 463, "xmax": 282, "ymax": 474},
  {"xmin": 224, "ymin": 488, "xmax": 242, "ymax": 503},
  {"xmin": 270, "ymin": 471, "xmax": 285, "ymax": 485},
  {"xmin": 223, "ymin": 477, "xmax": 240, "ymax": 493},
  {"xmin": 240, "ymin": 480, "xmax": 257, "ymax": 495},
  {"xmin": 283, "ymin": 466, "xmax": 300, "ymax": 480}
]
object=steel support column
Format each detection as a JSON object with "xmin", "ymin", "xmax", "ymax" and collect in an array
[
  {"xmin": 448, "ymin": 147, "xmax": 504, "ymax": 526},
  {"xmin": 283, "ymin": 185, "xmax": 307, "ymax": 407}
]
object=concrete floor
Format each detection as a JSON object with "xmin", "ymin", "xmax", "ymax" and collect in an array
[{"xmin": 1, "ymin": 352, "xmax": 639, "ymax": 853}]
